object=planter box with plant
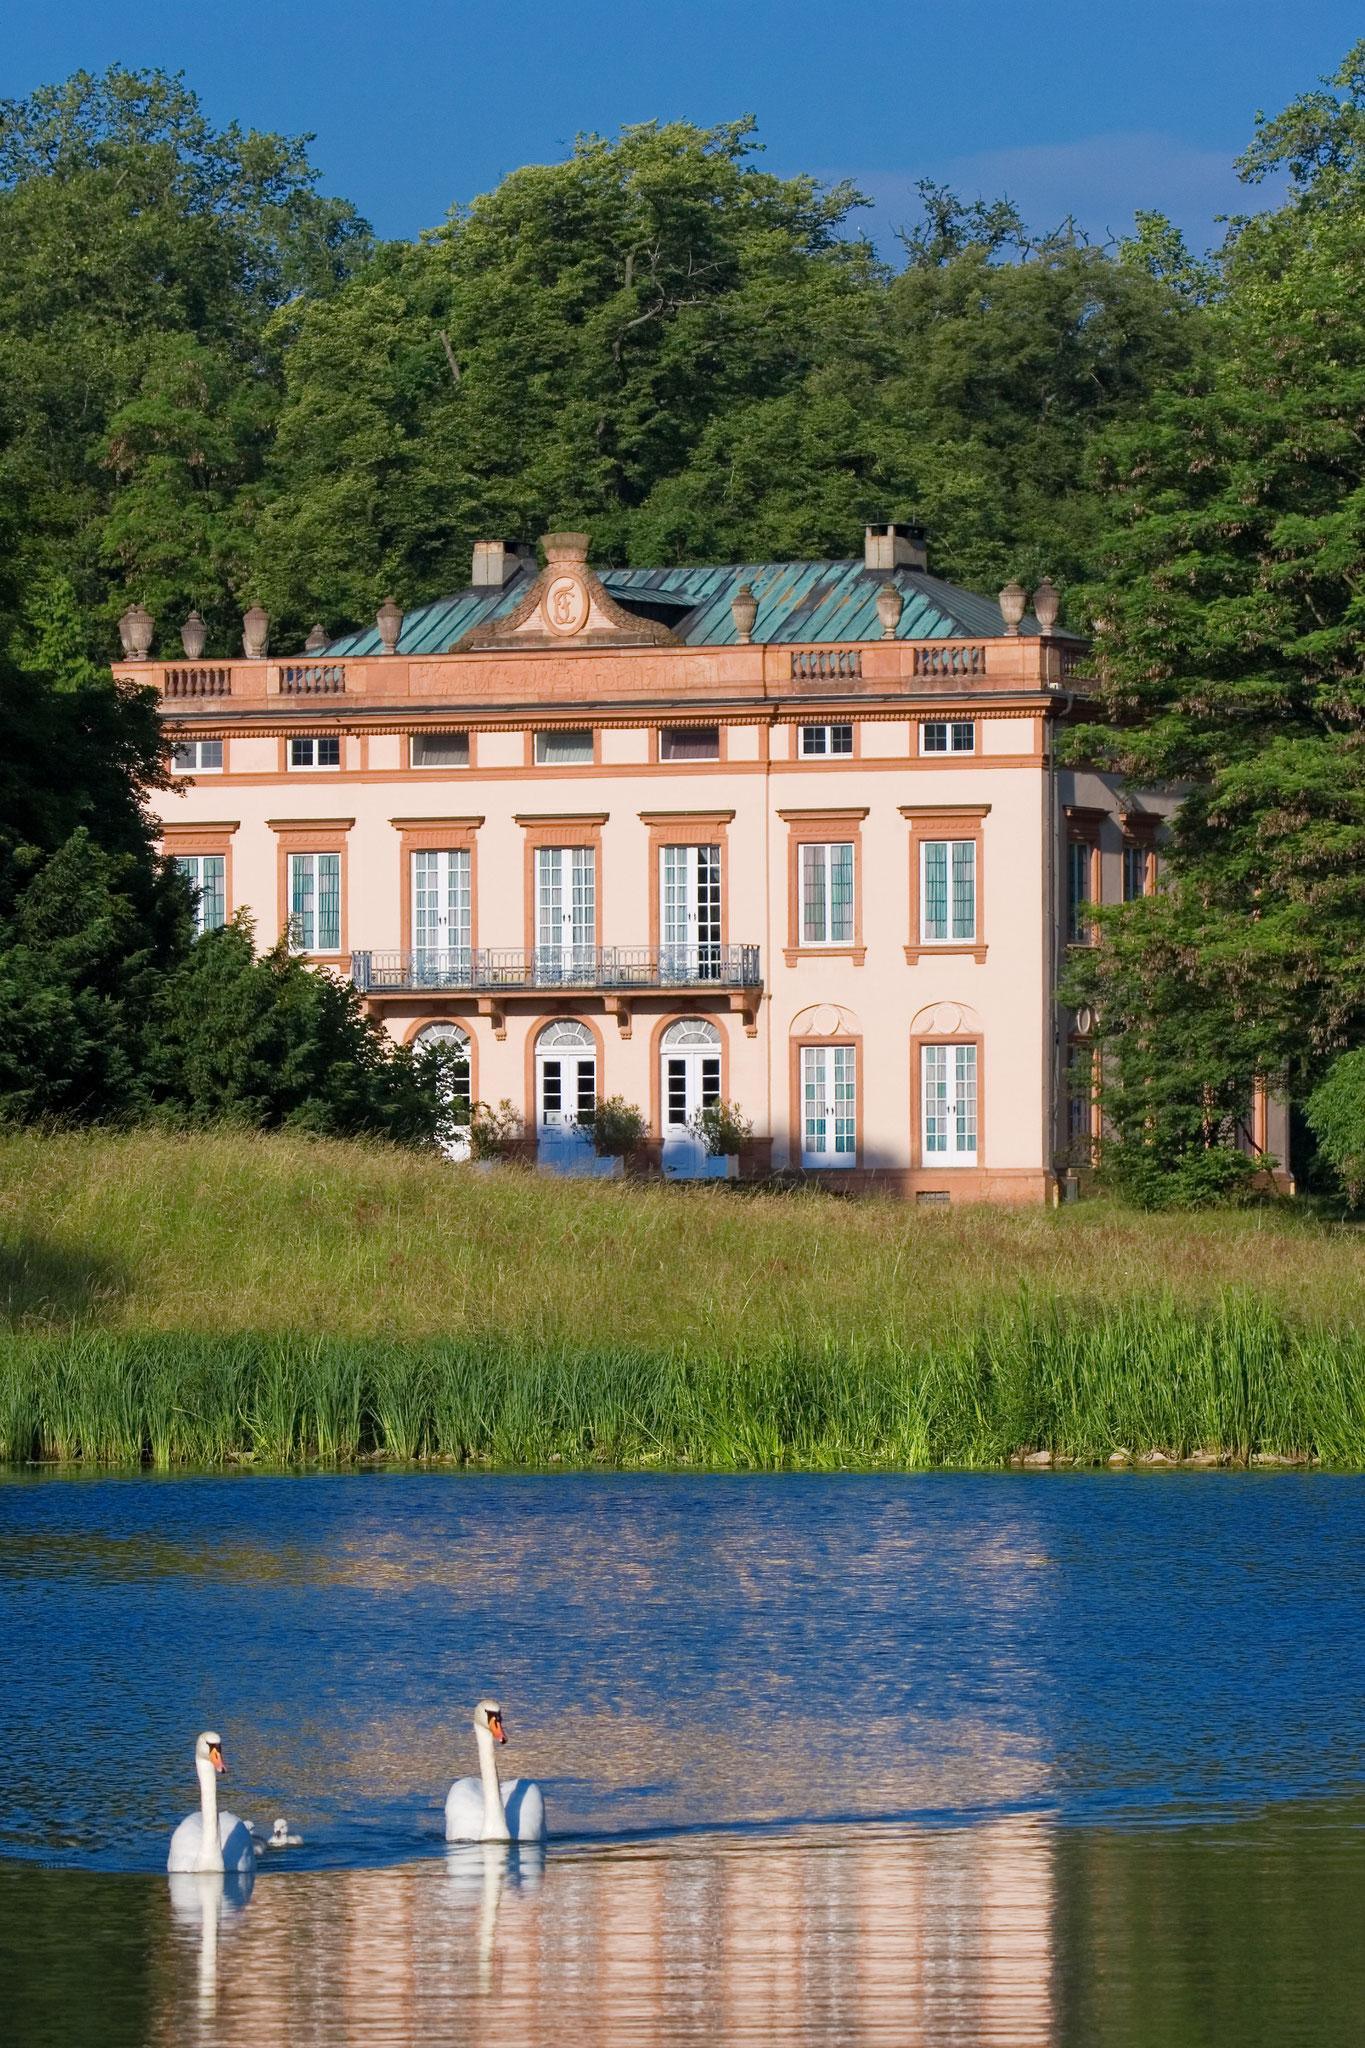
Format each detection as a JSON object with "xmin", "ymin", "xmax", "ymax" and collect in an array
[
  {"xmin": 591, "ymin": 1095, "xmax": 649, "ymax": 1159},
  {"xmin": 691, "ymin": 1100, "xmax": 754, "ymax": 1172},
  {"xmin": 469, "ymin": 1098, "xmax": 526, "ymax": 1163}
]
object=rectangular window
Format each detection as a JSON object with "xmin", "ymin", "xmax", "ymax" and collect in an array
[
  {"xmin": 174, "ymin": 854, "xmax": 226, "ymax": 936},
  {"xmin": 411, "ymin": 731, "xmax": 470, "ymax": 768},
  {"xmin": 534, "ymin": 729, "xmax": 593, "ymax": 765},
  {"xmin": 412, "ymin": 850, "xmax": 471, "ymax": 981},
  {"xmin": 288, "ymin": 851, "xmax": 341, "ymax": 952},
  {"xmin": 1122, "ymin": 844, "xmax": 1150, "ymax": 901},
  {"xmin": 661, "ymin": 844, "xmax": 722, "ymax": 980},
  {"xmin": 1068, "ymin": 841, "xmax": 1093, "ymax": 942},
  {"xmin": 535, "ymin": 846, "xmax": 595, "ymax": 978},
  {"xmin": 289, "ymin": 736, "xmax": 340, "ymax": 770},
  {"xmin": 800, "ymin": 842, "xmax": 854, "ymax": 945},
  {"xmin": 171, "ymin": 739, "xmax": 223, "ymax": 773},
  {"xmin": 800, "ymin": 724, "xmax": 854, "ymax": 756},
  {"xmin": 922, "ymin": 1043, "xmax": 978, "ymax": 1165},
  {"xmin": 920, "ymin": 840, "xmax": 976, "ymax": 943},
  {"xmin": 802, "ymin": 1043, "xmax": 856, "ymax": 1166},
  {"xmin": 921, "ymin": 722, "xmax": 975, "ymax": 754},
  {"xmin": 660, "ymin": 725, "xmax": 720, "ymax": 761}
]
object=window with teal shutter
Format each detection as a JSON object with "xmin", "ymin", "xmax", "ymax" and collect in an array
[
  {"xmin": 922, "ymin": 840, "xmax": 976, "ymax": 943},
  {"xmin": 800, "ymin": 843, "xmax": 854, "ymax": 944},
  {"xmin": 174, "ymin": 854, "xmax": 225, "ymax": 936},
  {"xmin": 288, "ymin": 852, "xmax": 341, "ymax": 951}
]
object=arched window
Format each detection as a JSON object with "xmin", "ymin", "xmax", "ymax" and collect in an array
[
  {"xmin": 661, "ymin": 1018, "xmax": 721, "ymax": 1049},
  {"xmin": 414, "ymin": 1021, "xmax": 470, "ymax": 1057},
  {"xmin": 412, "ymin": 1021, "xmax": 472, "ymax": 1156},
  {"xmin": 536, "ymin": 1019, "xmax": 594, "ymax": 1051}
]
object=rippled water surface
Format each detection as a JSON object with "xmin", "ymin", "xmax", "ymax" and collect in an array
[{"xmin": 2, "ymin": 1470, "xmax": 1364, "ymax": 2044}]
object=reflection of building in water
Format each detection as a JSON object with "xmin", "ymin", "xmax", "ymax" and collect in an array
[{"xmin": 146, "ymin": 1821, "xmax": 1052, "ymax": 2047}]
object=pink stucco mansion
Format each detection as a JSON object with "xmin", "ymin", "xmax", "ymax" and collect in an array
[{"xmin": 114, "ymin": 525, "xmax": 1287, "ymax": 1199}]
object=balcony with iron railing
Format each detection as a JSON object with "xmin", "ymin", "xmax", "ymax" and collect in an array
[{"xmin": 350, "ymin": 944, "xmax": 762, "ymax": 996}]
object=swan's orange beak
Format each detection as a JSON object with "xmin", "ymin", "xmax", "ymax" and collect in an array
[
  {"xmin": 488, "ymin": 1713, "xmax": 507, "ymax": 1744},
  {"xmin": 209, "ymin": 1746, "xmax": 226, "ymax": 1774}
]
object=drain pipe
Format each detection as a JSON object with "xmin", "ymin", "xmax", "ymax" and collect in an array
[{"xmin": 1045, "ymin": 691, "xmax": 1074, "ymax": 1203}]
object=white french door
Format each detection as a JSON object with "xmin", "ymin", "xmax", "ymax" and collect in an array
[
  {"xmin": 536, "ymin": 847, "xmax": 595, "ymax": 982},
  {"xmin": 538, "ymin": 1052, "xmax": 597, "ymax": 1130},
  {"xmin": 921, "ymin": 1043, "xmax": 978, "ymax": 1165},
  {"xmin": 661, "ymin": 844, "xmax": 721, "ymax": 981},
  {"xmin": 412, "ymin": 849, "xmax": 471, "ymax": 984},
  {"xmin": 801, "ymin": 1044, "xmax": 856, "ymax": 1168},
  {"xmin": 535, "ymin": 1022, "xmax": 605, "ymax": 1173},
  {"xmin": 661, "ymin": 1033, "xmax": 723, "ymax": 1178}
]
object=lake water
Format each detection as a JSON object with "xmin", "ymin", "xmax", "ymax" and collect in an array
[{"xmin": 2, "ymin": 1470, "xmax": 1363, "ymax": 2044}]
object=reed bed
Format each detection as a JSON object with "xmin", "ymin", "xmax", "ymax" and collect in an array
[
  {"xmin": 0, "ymin": 1298, "xmax": 1361, "ymax": 1469},
  {"xmin": 3, "ymin": 1127, "xmax": 1365, "ymax": 1468}
]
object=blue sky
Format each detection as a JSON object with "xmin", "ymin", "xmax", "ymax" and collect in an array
[{"xmin": 5, "ymin": 2, "xmax": 1361, "ymax": 253}]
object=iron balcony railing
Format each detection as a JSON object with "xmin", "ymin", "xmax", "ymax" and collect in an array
[{"xmin": 350, "ymin": 944, "xmax": 762, "ymax": 994}]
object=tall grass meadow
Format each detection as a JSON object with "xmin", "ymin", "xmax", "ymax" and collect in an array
[{"xmin": 3, "ymin": 1127, "xmax": 1365, "ymax": 1468}]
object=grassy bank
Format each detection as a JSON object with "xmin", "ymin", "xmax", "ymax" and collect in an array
[{"xmin": 3, "ymin": 1128, "xmax": 1365, "ymax": 1468}]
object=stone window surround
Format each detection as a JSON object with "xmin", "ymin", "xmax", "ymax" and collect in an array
[
  {"xmin": 267, "ymin": 817, "xmax": 354, "ymax": 960},
  {"xmin": 778, "ymin": 807, "xmax": 868, "ymax": 966},
  {"xmin": 900, "ymin": 804, "xmax": 990, "ymax": 964}
]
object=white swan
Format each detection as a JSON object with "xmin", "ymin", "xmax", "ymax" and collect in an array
[
  {"xmin": 167, "ymin": 1732, "xmax": 257, "ymax": 1874},
  {"xmin": 267, "ymin": 1818, "xmax": 301, "ymax": 1847},
  {"xmin": 445, "ymin": 1700, "xmax": 546, "ymax": 1843}
]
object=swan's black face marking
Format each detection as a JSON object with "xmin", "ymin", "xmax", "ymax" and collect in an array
[
  {"xmin": 487, "ymin": 1711, "xmax": 507, "ymax": 1744},
  {"xmin": 208, "ymin": 1743, "xmax": 226, "ymax": 1774}
]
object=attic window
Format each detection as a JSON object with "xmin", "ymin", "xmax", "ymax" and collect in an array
[
  {"xmin": 411, "ymin": 731, "xmax": 469, "ymax": 768},
  {"xmin": 660, "ymin": 726, "xmax": 720, "ymax": 762},
  {"xmin": 535, "ymin": 729, "xmax": 593, "ymax": 765}
]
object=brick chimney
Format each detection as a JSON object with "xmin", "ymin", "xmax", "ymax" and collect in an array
[
  {"xmin": 864, "ymin": 523, "xmax": 927, "ymax": 573},
  {"xmin": 472, "ymin": 540, "xmax": 536, "ymax": 587}
]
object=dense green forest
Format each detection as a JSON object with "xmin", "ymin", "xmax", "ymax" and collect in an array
[
  {"xmin": 6, "ymin": 49, "xmax": 1365, "ymax": 1197},
  {"xmin": 0, "ymin": 66, "xmax": 1204, "ymax": 656}
]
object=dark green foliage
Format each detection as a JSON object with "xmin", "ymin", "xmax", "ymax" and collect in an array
[
  {"xmin": 0, "ymin": 71, "xmax": 1204, "ymax": 650},
  {"xmin": 254, "ymin": 117, "xmax": 881, "ymax": 629},
  {"xmin": 149, "ymin": 911, "xmax": 455, "ymax": 1143},
  {"xmin": 253, "ymin": 119, "xmax": 1199, "ymax": 636},
  {"xmin": 0, "ymin": 585, "xmax": 450, "ymax": 1140},
  {"xmin": 1060, "ymin": 45, "xmax": 1365, "ymax": 1198},
  {"xmin": 0, "ymin": 831, "xmax": 184, "ymax": 1122},
  {"xmin": 0, "ymin": 65, "xmax": 369, "ymax": 657},
  {"xmin": 0, "ymin": 636, "xmax": 188, "ymax": 1121},
  {"xmin": 1305, "ymin": 1049, "xmax": 1365, "ymax": 1205}
]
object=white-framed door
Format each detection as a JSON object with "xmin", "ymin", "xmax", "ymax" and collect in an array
[
  {"xmin": 535, "ymin": 1019, "xmax": 611, "ymax": 1174},
  {"xmin": 412, "ymin": 1021, "xmax": 472, "ymax": 1160},
  {"xmin": 412, "ymin": 850, "xmax": 471, "ymax": 984},
  {"xmin": 921, "ymin": 1043, "xmax": 978, "ymax": 1165},
  {"xmin": 536, "ymin": 847, "xmax": 595, "ymax": 983},
  {"xmin": 660, "ymin": 1018, "xmax": 725, "ymax": 1178},
  {"xmin": 661, "ymin": 844, "xmax": 721, "ymax": 981},
  {"xmin": 801, "ymin": 1043, "xmax": 856, "ymax": 1168}
]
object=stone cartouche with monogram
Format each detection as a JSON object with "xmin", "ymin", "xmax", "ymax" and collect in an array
[{"xmin": 453, "ymin": 532, "xmax": 679, "ymax": 652}]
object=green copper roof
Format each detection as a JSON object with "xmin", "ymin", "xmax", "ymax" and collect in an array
[{"xmin": 319, "ymin": 559, "xmax": 1064, "ymax": 659}]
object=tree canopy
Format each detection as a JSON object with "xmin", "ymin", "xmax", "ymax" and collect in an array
[
  {"xmin": 1062, "ymin": 41, "xmax": 1365, "ymax": 1200},
  {"xmin": 0, "ymin": 72, "xmax": 1208, "ymax": 656},
  {"xmin": 0, "ymin": 66, "xmax": 369, "ymax": 660}
]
